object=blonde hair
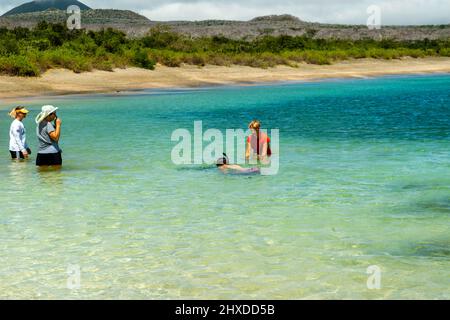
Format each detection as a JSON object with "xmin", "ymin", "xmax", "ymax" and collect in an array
[
  {"xmin": 8, "ymin": 106, "xmax": 26, "ymax": 119},
  {"xmin": 249, "ymin": 120, "xmax": 261, "ymax": 131}
]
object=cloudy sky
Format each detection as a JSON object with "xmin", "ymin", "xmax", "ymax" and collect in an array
[{"xmin": 0, "ymin": 0, "xmax": 449, "ymax": 24}]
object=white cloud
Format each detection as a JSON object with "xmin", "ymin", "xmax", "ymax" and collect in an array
[{"xmin": 139, "ymin": 2, "xmax": 288, "ymax": 21}]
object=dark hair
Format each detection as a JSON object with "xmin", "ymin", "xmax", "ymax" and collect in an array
[{"xmin": 216, "ymin": 153, "xmax": 229, "ymax": 167}]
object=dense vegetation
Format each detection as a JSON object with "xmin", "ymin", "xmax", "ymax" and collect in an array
[{"xmin": 0, "ymin": 22, "xmax": 449, "ymax": 76}]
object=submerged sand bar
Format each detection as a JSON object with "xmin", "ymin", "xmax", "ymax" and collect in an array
[{"xmin": 1, "ymin": 57, "xmax": 449, "ymax": 100}]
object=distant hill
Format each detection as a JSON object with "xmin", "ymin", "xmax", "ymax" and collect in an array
[
  {"xmin": 250, "ymin": 14, "xmax": 304, "ymax": 23},
  {"xmin": 0, "ymin": 9, "xmax": 150, "ymax": 30},
  {"xmin": 2, "ymin": 0, "xmax": 91, "ymax": 17},
  {"xmin": 0, "ymin": 10, "xmax": 448, "ymax": 41}
]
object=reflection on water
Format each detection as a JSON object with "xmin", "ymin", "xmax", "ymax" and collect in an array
[
  {"xmin": 36, "ymin": 166, "xmax": 64, "ymax": 188},
  {"xmin": 7, "ymin": 161, "xmax": 30, "ymax": 189}
]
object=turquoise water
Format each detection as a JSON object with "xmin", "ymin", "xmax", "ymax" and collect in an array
[{"xmin": 0, "ymin": 75, "xmax": 449, "ymax": 299}]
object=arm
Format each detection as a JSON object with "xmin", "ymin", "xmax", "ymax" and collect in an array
[
  {"xmin": 245, "ymin": 141, "xmax": 251, "ymax": 160},
  {"xmin": 226, "ymin": 164, "xmax": 248, "ymax": 172},
  {"xmin": 259, "ymin": 142, "xmax": 268, "ymax": 160},
  {"xmin": 49, "ymin": 119, "xmax": 62, "ymax": 142}
]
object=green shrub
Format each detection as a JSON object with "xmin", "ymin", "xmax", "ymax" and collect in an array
[
  {"xmin": 94, "ymin": 59, "xmax": 114, "ymax": 71},
  {"xmin": 41, "ymin": 48, "xmax": 93, "ymax": 73},
  {"xmin": 183, "ymin": 53, "xmax": 206, "ymax": 66},
  {"xmin": 206, "ymin": 54, "xmax": 232, "ymax": 66},
  {"xmin": 0, "ymin": 55, "xmax": 40, "ymax": 76},
  {"xmin": 0, "ymin": 39, "xmax": 20, "ymax": 55},
  {"xmin": 150, "ymin": 50, "xmax": 183, "ymax": 67},
  {"xmin": 301, "ymin": 51, "xmax": 332, "ymax": 65},
  {"xmin": 133, "ymin": 49, "xmax": 156, "ymax": 70},
  {"xmin": 142, "ymin": 25, "xmax": 180, "ymax": 49},
  {"xmin": 439, "ymin": 48, "xmax": 450, "ymax": 57}
]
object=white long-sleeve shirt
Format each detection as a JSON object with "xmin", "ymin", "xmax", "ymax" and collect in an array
[{"xmin": 9, "ymin": 119, "xmax": 28, "ymax": 152}]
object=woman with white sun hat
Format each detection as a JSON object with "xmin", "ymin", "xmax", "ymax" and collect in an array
[{"xmin": 35, "ymin": 105, "xmax": 63, "ymax": 167}]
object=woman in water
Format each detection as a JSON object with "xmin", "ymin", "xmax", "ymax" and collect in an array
[
  {"xmin": 245, "ymin": 120, "xmax": 271, "ymax": 162},
  {"xmin": 35, "ymin": 105, "xmax": 63, "ymax": 167},
  {"xmin": 9, "ymin": 106, "xmax": 31, "ymax": 160}
]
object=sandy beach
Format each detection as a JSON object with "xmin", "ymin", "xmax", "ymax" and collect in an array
[{"xmin": 1, "ymin": 57, "xmax": 449, "ymax": 101}]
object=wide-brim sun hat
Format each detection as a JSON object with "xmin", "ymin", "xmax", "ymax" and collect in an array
[{"xmin": 35, "ymin": 105, "xmax": 58, "ymax": 124}]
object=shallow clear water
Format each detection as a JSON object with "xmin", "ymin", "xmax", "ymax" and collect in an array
[{"xmin": 0, "ymin": 75, "xmax": 449, "ymax": 299}]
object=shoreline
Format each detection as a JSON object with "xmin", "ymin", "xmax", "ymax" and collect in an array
[{"xmin": 1, "ymin": 57, "xmax": 450, "ymax": 102}]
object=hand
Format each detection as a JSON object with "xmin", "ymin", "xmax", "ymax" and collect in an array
[
  {"xmin": 22, "ymin": 150, "xmax": 29, "ymax": 159},
  {"xmin": 55, "ymin": 118, "xmax": 62, "ymax": 126}
]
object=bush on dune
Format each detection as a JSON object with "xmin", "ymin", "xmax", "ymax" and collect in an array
[
  {"xmin": 41, "ymin": 48, "xmax": 93, "ymax": 73},
  {"xmin": 0, "ymin": 55, "xmax": 40, "ymax": 76},
  {"xmin": 439, "ymin": 48, "xmax": 450, "ymax": 56},
  {"xmin": 133, "ymin": 49, "xmax": 156, "ymax": 70},
  {"xmin": 149, "ymin": 50, "xmax": 183, "ymax": 67}
]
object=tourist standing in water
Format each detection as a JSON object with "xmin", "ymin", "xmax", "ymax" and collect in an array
[
  {"xmin": 245, "ymin": 120, "xmax": 272, "ymax": 162},
  {"xmin": 9, "ymin": 106, "xmax": 31, "ymax": 160},
  {"xmin": 35, "ymin": 105, "xmax": 62, "ymax": 167}
]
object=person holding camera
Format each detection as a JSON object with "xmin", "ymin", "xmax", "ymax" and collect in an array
[{"xmin": 35, "ymin": 105, "xmax": 62, "ymax": 167}]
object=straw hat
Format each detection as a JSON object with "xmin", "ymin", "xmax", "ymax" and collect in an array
[{"xmin": 35, "ymin": 105, "xmax": 58, "ymax": 124}]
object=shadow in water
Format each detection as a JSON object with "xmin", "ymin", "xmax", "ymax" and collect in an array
[
  {"xmin": 175, "ymin": 165, "xmax": 215, "ymax": 172},
  {"xmin": 375, "ymin": 238, "xmax": 450, "ymax": 259},
  {"xmin": 402, "ymin": 239, "xmax": 450, "ymax": 258},
  {"xmin": 416, "ymin": 197, "xmax": 450, "ymax": 214}
]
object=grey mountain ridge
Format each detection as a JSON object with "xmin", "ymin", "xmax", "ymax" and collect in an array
[
  {"xmin": 2, "ymin": 0, "xmax": 91, "ymax": 16},
  {"xmin": 0, "ymin": 6, "xmax": 449, "ymax": 40}
]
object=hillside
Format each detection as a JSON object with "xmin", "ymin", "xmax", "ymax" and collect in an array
[
  {"xmin": 2, "ymin": 0, "xmax": 91, "ymax": 16},
  {"xmin": 0, "ymin": 9, "xmax": 151, "ymax": 36},
  {"xmin": 161, "ymin": 15, "xmax": 450, "ymax": 41},
  {"xmin": 0, "ymin": 10, "xmax": 449, "ymax": 41}
]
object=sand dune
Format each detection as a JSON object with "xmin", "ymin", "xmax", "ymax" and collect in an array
[{"xmin": 1, "ymin": 57, "xmax": 449, "ymax": 101}]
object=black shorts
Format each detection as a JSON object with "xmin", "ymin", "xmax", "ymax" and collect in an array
[
  {"xmin": 10, "ymin": 148, "xmax": 32, "ymax": 159},
  {"xmin": 36, "ymin": 152, "xmax": 62, "ymax": 166}
]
